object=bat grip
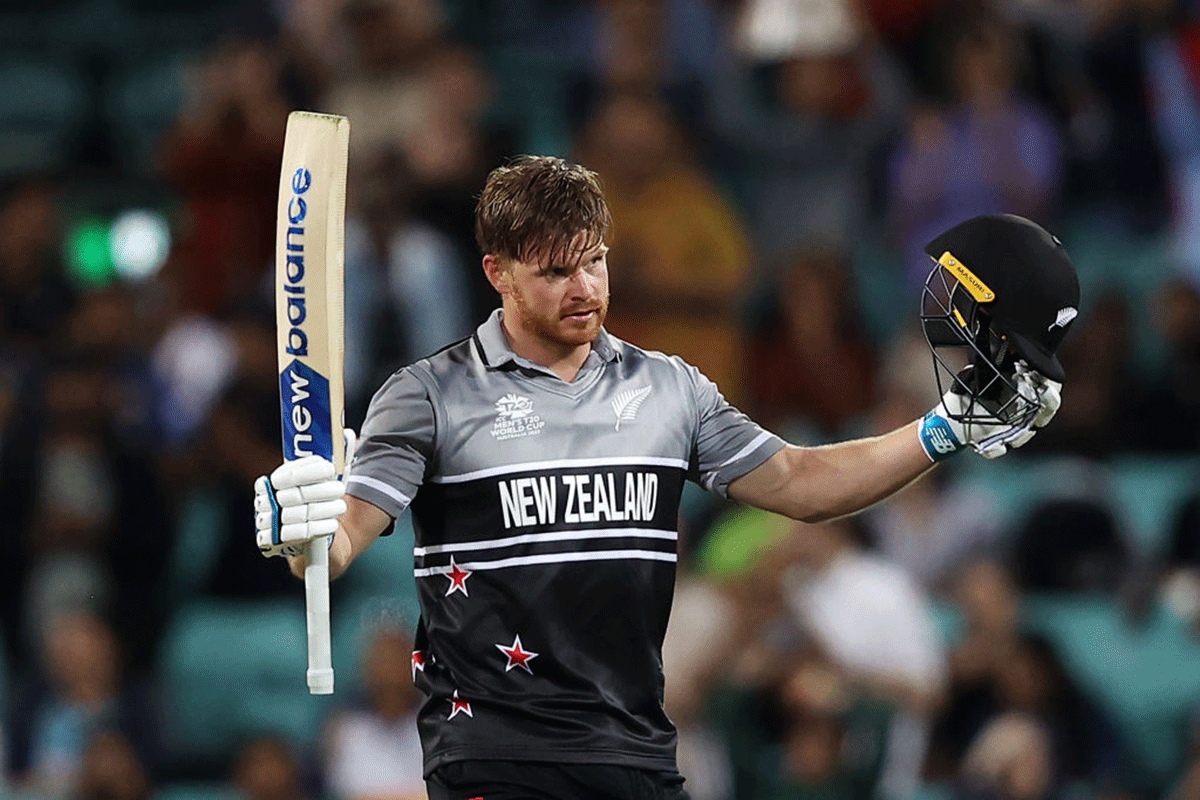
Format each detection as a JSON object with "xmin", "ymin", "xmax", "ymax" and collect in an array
[{"xmin": 304, "ymin": 535, "xmax": 334, "ymax": 694}]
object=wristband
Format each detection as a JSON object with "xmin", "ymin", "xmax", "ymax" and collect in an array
[{"xmin": 919, "ymin": 410, "xmax": 963, "ymax": 462}]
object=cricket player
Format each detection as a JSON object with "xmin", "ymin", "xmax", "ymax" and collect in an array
[{"xmin": 254, "ymin": 157, "xmax": 1078, "ymax": 800}]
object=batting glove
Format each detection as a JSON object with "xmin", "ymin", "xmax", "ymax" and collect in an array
[
  {"xmin": 919, "ymin": 362, "xmax": 1061, "ymax": 461},
  {"xmin": 255, "ymin": 429, "xmax": 357, "ymax": 558}
]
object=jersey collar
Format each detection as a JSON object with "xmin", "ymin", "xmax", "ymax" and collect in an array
[{"xmin": 473, "ymin": 309, "xmax": 621, "ymax": 372}]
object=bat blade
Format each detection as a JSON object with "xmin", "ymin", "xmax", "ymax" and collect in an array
[{"xmin": 275, "ymin": 110, "xmax": 349, "ymax": 695}]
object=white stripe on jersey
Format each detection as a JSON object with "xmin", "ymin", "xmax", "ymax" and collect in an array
[
  {"xmin": 431, "ymin": 456, "xmax": 689, "ymax": 484},
  {"xmin": 414, "ymin": 527, "xmax": 678, "ymax": 557},
  {"xmin": 715, "ymin": 430, "xmax": 776, "ymax": 469},
  {"xmin": 413, "ymin": 549, "xmax": 677, "ymax": 577},
  {"xmin": 346, "ymin": 475, "xmax": 413, "ymax": 507}
]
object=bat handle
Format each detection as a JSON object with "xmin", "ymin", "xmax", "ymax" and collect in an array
[{"xmin": 304, "ymin": 535, "xmax": 334, "ymax": 694}]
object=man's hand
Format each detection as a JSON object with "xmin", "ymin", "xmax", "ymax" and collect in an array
[
  {"xmin": 255, "ymin": 456, "xmax": 347, "ymax": 558},
  {"xmin": 919, "ymin": 361, "xmax": 1062, "ymax": 461}
]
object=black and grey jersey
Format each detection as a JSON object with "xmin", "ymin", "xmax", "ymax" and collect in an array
[{"xmin": 346, "ymin": 310, "xmax": 785, "ymax": 775}]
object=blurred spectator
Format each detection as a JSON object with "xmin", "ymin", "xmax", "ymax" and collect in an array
[
  {"xmin": 1160, "ymin": 488, "xmax": 1200, "ymax": 631},
  {"xmin": 341, "ymin": 149, "xmax": 474, "ymax": 416},
  {"xmin": 863, "ymin": 0, "xmax": 953, "ymax": 95},
  {"xmin": 1166, "ymin": 708, "xmax": 1200, "ymax": 800},
  {"xmin": 775, "ymin": 518, "xmax": 946, "ymax": 800},
  {"xmin": 714, "ymin": 643, "xmax": 894, "ymax": 800},
  {"xmin": 4, "ymin": 611, "xmax": 160, "ymax": 796},
  {"xmin": 1024, "ymin": 288, "xmax": 1138, "ymax": 457},
  {"xmin": 928, "ymin": 562, "xmax": 1123, "ymax": 789},
  {"xmin": 766, "ymin": 651, "xmax": 894, "ymax": 800},
  {"xmin": 859, "ymin": 339, "xmax": 1004, "ymax": 588},
  {"xmin": 927, "ymin": 559, "xmax": 1024, "ymax": 781},
  {"xmin": 1050, "ymin": 0, "xmax": 1169, "ymax": 235},
  {"xmin": 887, "ymin": 7, "xmax": 1063, "ymax": 289},
  {"xmin": 662, "ymin": 573, "xmax": 739, "ymax": 800},
  {"xmin": 0, "ymin": 360, "xmax": 38, "ymax": 668},
  {"xmin": 158, "ymin": 37, "xmax": 290, "ymax": 316},
  {"xmin": 0, "ymin": 182, "xmax": 75, "ymax": 359},
  {"xmin": 957, "ymin": 712, "xmax": 1054, "ymax": 800},
  {"xmin": 232, "ymin": 735, "xmax": 310, "ymax": 800},
  {"xmin": 1127, "ymin": 277, "xmax": 1200, "ymax": 453},
  {"xmin": 323, "ymin": 625, "xmax": 424, "ymax": 800},
  {"xmin": 321, "ymin": 0, "xmax": 502, "ymax": 282},
  {"xmin": 578, "ymin": 89, "xmax": 754, "ymax": 404},
  {"xmin": 1011, "ymin": 497, "xmax": 1132, "ymax": 594},
  {"xmin": 1144, "ymin": 6, "xmax": 1200, "ymax": 281},
  {"xmin": 74, "ymin": 728, "xmax": 154, "ymax": 800},
  {"xmin": 745, "ymin": 245, "xmax": 878, "ymax": 441},
  {"xmin": 190, "ymin": 308, "xmax": 306, "ymax": 600},
  {"xmin": 563, "ymin": 0, "xmax": 720, "ymax": 134},
  {"xmin": 709, "ymin": 0, "xmax": 907, "ymax": 259},
  {"xmin": 150, "ymin": 311, "xmax": 237, "ymax": 447},
  {"xmin": 20, "ymin": 342, "xmax": 173, "ymax": 672}
]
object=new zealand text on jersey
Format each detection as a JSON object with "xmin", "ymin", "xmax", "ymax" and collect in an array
[{"xmin": 498, "ymin": 472, "xmax": 660, "ymax": 529}]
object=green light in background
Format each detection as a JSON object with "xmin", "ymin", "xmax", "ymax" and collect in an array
[{"xmin": 66, "ymin": 216, "xmax": 116, "ymax": 287}]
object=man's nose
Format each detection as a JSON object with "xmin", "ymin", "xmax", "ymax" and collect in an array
[{"xmin": 569, "ymin": 269, "xmax": 599, "ymax": 297}]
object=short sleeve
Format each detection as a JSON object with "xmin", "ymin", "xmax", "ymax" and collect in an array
[
  {"xmin": 345, "ymin": 368, "xmax": 435, "ymax": 520},
  {"xmin": 683, "ymin": 359, "xmax": 785, "ymax": 497}
]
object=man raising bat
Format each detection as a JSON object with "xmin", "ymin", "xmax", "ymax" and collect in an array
[{"xmin": 254, "ymin": 156, "xmax": 1077, "ymax": 800}]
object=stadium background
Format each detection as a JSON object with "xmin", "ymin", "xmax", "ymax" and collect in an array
[{"xmin": 3, "ymin": 1, "xmax": 1200, "ymax": 799}]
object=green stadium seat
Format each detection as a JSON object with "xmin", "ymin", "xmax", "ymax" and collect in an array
[
  {"xmin": 1109, "ymin": 456, "xmax": 1200, "ymax": 556},
  {"xmin": 1022, "ymin": 594, "xmax": 1200, "ymax": 787},
  {"xmin": 159, "ymin": 600, "xmax": 335, "ymax": 763},
  {"xmin": 0, "ymin": 57, "xmax": 87, "ymax": 177},
  {"xmin": 912, "ymin": 782, "xmax": 954, "ymax": 800}
]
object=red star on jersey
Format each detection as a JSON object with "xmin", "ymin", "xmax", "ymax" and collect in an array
[
  {"xmin": 444, "ymin": 557, "xmax": 471, "ymax": 597},
  {"xmin": 495, "ymin": 634, "xmax": 539, "ymax": 674},
  {"xmin": 411, "ymin": 650, "xmax": 425, "ymax": 681},
  {"xmin": 448, "ymin": 690, "xmax": 473, "ymax": 720}
]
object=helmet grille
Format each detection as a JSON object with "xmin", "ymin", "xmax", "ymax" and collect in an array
[{"xmin": 920, "ymin": 259, "xmax": 1041, "ymax": 430}]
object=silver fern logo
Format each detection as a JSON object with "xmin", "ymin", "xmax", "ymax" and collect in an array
[
  {"xmin": 612, "ymin": 385, "xmax": 652, "ymax": 431},
  {"xmin": 1049, "ymin": 307, "xmax": 1078, "ymax": 331}
]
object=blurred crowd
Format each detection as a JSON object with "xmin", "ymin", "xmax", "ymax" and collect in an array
[{"xmin": 3, "ymin": 1, "xmax": 1200, "ymax": 800}]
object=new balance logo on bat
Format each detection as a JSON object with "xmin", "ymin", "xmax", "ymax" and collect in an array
[{"xmin": 612, "ymin": 385, "xmax": 652, "ymax": 431}]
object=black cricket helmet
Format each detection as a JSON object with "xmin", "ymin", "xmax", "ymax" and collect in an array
[{"xmin": 921, "ymin": 214, "xmax": 1080, "ymax": 426}]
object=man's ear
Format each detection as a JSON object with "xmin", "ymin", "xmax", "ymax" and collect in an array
[{"xmin": 482, "ymin": 254, "xmax": 511, "ymax": 295}]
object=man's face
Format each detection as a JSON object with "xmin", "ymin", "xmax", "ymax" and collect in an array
[{"xmin": 501, "ymin": 239, "xmax": 610, "ymax": 349}]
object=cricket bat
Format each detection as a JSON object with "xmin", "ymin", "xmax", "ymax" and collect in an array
[{"xmin": 275, "ymin": 111, "xmax": 349, "ymax": 695}]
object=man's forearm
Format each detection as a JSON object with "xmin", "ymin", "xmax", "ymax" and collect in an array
[
  {"xmin": 785, "ymin": 422, "xmax": 935, "ymax": 522},
  {"xmin": 730, "ymin": 421, "xmax": 937, "ymax": 523}
]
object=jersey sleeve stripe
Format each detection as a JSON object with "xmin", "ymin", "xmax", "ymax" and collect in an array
[
  {"xmin": 413, "ymin": 549, "xmax": 677, "ymax": 576},
  {"xmin": 714, "ymin": 431, "xmax": 776, "ymax": 470},
  {"xmin": 414, "ymin": 527, "xmax": 678, "ymax": 557},
  {"xmin": 431, "ymin": 456, "xmax": 689, "ymax": 484},
  {"xmin": 345, "ymin": 474, "xmax": 413, "ymax": 508}
]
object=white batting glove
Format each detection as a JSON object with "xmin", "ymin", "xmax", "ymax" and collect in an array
[
  {"xmin": 255, "ymin": 429, "xmax": 357, "ymax": 558},
  {"xmin": 919, "ymin": 362, "xmax": 1062, "ymax": 461}
]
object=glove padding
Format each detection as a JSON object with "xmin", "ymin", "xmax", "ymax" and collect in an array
[
  {"xmin": 255, "ymin": 429, "xmax": 357, "ymax": 558},
  {"xmin": 920, "ymin": 361, "xmax": 1062, "ymax": 461}
]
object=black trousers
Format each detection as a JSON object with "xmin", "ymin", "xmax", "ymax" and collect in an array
[{"xmin": 426, "ymin": 760, "xmax": 690, "ymax": 800}]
